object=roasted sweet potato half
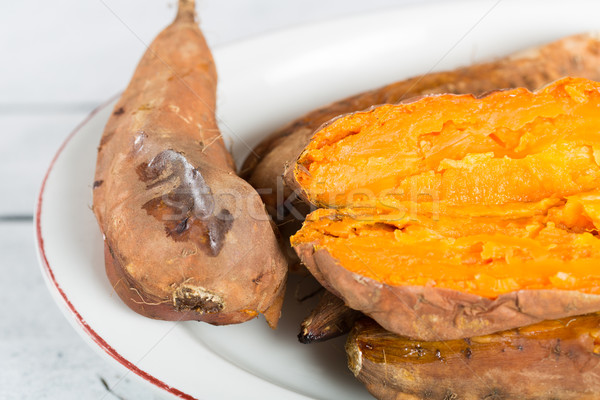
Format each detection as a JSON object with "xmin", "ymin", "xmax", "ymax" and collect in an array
[
  {"xmin": 244, "ymin": 33, "xmax": 600, "ymax": 275},
  {"xmin": 290, "ymin": 77, "xmax": 600, "ymax": 208},
  {"xmin": 347, "ymin": 315, "xmax": 600, "ymax": 400},
  {"xmin": 242, "ymin": 33, "xmax": 600, "ymax": 216},
  {"xmin": 292, "ymin": 78, "xmax": 600, "ymax": 340},
  {"xmin": 93, "ymin": 0, "xmax": 287, "ymax": 327}
]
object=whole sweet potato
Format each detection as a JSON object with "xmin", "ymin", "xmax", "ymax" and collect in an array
[
  {"xmin": 93, "ymin": 0, "xmax": 286, "ymax": 327},
  {"xmin": 347, "ymin": 315, "xmax": 600, "ymax": 400},
  {"xmin": 291, "ymin": 78, "xmax": 600, "ymax": 340}
]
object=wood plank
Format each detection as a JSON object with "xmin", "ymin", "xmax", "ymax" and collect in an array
[
  {"xmin": 0, "ymin": 222, "xmax": 162, "ymax": 400},
  {"xmin": 0, "ymin": 0, "xmax": 416, "ymax": 105},
  {"xmin": 0, "ymin": 112, "xmax": 89, "ymax": 215}
]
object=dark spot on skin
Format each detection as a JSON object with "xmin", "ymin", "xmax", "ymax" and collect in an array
[
  {"xmin": 113, "ymin": 107, "xmax": 125, "ymax": 116},
  {"xmin": 365, "ymin": 343, "xmax": 373, "ymax": 350},
  {"xmin": 173, "ymin": 286, "xmax": 223, "ymax": 314},
  {"xmin": 422, "ymin": 388, "xmax": 434, "ymax": 399},
  {"xmin": 173, "ymin": 217, "xmax": 189, "ymax": 234},
  {"xmin": 517, "ymin": 345, "xmax": 524, "ymax": 351},
  {"xmin": 464, "ymin": 337, "xmax": 472, "ymax": 346},
  {"xmin": 465, "ymin": 347, "xmax": 472, "ymax": 359},
  {"xmin": 138, "ymin": 150, "xmax": 233, "ymax": 256},
  {"xmin": 93, "ymin": 180, "xmax": 104, "ymax": 189},
  {"xmin": 553, "ymin": 339, "xmax": 561, "ymax": 356},
  {"xmin": 252, "ymin": 272, "xmax": 264, "ymax": 285},
  {"xmin": 415, "ymin": 344, "xmax": 425, "ymax": 358},
  {"xmin": 435, "ymin": 349, "xmax": 443, "ymax": 361}
]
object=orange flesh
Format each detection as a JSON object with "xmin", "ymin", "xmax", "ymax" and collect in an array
[
  {"xmin": 295, "ymin": 78, "xmax": 600, "ymax": 208},
  {"xmin": 291, "ymin": 192, "xmax": 600, "ymax": 298},
  {"xmin": 292, "ymin": 78, "xmax": 600, "ymax": 299}
]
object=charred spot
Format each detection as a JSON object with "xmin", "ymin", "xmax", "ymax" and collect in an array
[
  {"xmin": 464, "ymin": 347, "xmax": 472, "ymax": 359},
  {"xmin": 252, "ymin": 272, "xmax": 265, "ymax": 285},
  {"xmin": 173, "ymin": 285, "xmax": 224, "ymax": 314},
  {"xmin": 93, "ymin": 180, "xmax": 104, "ymax": 189},
  {"xmin": 298, "ymin": 331, "xmax": 322, "ymax": 344},
  {"xmin": 415, "ymin": 344, "xmax": 425, "ymax": 358},
  {"xmin": 173, "ymin": 217, "xmax": 189, "ymax": 234},
  {"xmin": 139, "ymin": 150, "xmax": 233, "ymax": 256},
  {"xmin": 553, "ymin": 339, "xmax": 561, "ymax": 356},
  {"xmin": 113, "ymin": 107, "xmax": 125, "ymax": 116}
]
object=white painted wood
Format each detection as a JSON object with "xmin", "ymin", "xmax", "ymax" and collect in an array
[
  {"xmin": 0, "ymin": 0, "xmax": 428, "ymax": 105},
  {"xmin": 0, "ymin": 223, "xmax": 163, "ymax": 400},
  {"xmin": 0, "ymin": 112, "xmax": 89, "ymax": 215}
]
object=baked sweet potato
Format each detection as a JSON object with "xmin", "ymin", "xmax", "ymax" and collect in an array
[
  {"xmin": 298, "ymin": 290, "xmax": 362, "ymax": 344},
  {"xmin": 242, "ymin": 33, "xmax": 600, "ymax": 217},
  {"xmin": 347, "ymin": 315, "xmax": 600, "ymax": 400},
  {"xmin": 291, "ymin": 78, "xmax": 600, "ymax": 340},
  {"xmin": 93, "ymin": 0, "xmax": 287, "ymax": 326}
]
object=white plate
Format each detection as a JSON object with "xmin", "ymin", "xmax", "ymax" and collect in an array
[{"xmin": 36, "ymin": 1, "xmax": 600, "ymax": 398}]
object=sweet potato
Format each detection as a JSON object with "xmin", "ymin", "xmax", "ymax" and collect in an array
[
  {"xmin": 242, "ymin": 33, "xmax": 600, "ymax": 217},
  {"xmin": 298, "ymin": 290, "xmax": 362, "ymax": 344},
  {"xmin": 347, "ymin": 315, "xmax": 600, "ymax": 400},
  {"xmin": 291, "ymin": 78, "xmax": 600, "ymax": 340},
  {"xmin": 93, "ymin": 0, "xmax": 287, "ymax": 327}
]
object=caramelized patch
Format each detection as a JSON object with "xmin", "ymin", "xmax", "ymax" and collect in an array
[
  {"xmin": 173, "ymin": 284, "xmax": 224, "ymax": 314},
  {"xmin": 138, "ymin": 149, "xmax": 233, "ymax": 256}
]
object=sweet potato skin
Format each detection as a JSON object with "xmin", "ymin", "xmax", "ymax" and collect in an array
[
  {"xmin": 242, "ymin": 33, "xmax": 600, "ymax": 214},
  {"xmin": 93, "ymin": 2, "xmax": 286, "ymax": 326},
  {"xmin": 347, "ymin": 316, "xmax": 600, "ymax": 400},
  {"xmin": 296, "ymin": 243, "xmax": 600, "ymax": 341},
  {"xmin": 298, "ymin": 290, "xmax": 362, "ymax": 344}
]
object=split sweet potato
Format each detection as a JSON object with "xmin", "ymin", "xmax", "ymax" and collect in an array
[
  {"xmin": 242, "ymin": 33, "xmax": 600, "ymax": 217},
  {"xmin": 291, "ymin": 78, "xmax": 600, "ymax": 340},
  {"xmin": 93, "ymin": 0, "xmax": 286, "ymax": 326},
  {"xmin": 347, "ymin": 315, "xmax": 600, "ymax": 400},
  {"xmin": 291, "ymin": 36, "xmax": 600, "ymax": 343}
]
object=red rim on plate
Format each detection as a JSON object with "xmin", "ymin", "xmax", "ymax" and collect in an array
[{"xmin": 35, "ymin": 96, "xmax": 196, "ymax": 400}]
